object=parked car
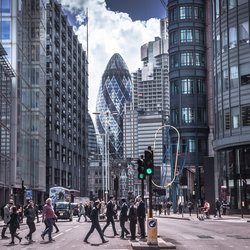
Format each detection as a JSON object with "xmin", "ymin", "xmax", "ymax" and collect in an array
[
  {"xmin": 54, "ymin": 201, "xmax": 73, "ymax": 221},
  {"xmin": 71, "ymin": 203, "xmax": 79, "ymax": 216}
]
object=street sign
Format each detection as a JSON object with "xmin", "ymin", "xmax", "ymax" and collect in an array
[
  {"xmin": 25, "ymin": 190, "xmax": 32, "ymax": 200},
  {"xmin": 147, "ymin": 218, "xmax": 158, "ymax": 245}
]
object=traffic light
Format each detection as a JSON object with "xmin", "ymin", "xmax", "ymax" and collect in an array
[
  {"xmin": 137, "ymin": 157, "xmax": 145, "ymax": 180},
  {"xmin": 144, "ymin": 146, "xmax": 154, "ymax": 175}
]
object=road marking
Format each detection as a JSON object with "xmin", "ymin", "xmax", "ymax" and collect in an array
[
  {"xmin": 54, "ymin": 233, "xmax": 63, "ymax": 238},
  {"xmin": 65, "ymin": 228, "xmax": 72, "ymax": 232}
]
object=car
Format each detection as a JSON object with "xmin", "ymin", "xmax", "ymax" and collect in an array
[
  {"xmin": 70, "ymin": 203, "xmax": 79, "ymax": 216},
  {"xmin": 54, "ymin": 201, "xmax": 73, "ymax": 221}
]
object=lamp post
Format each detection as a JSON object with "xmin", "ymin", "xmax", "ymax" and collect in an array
[{"xmin": 93, "ymin": 111, "xmax": 118, "ymax": 202}]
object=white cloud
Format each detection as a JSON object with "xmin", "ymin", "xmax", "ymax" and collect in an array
[{"xmin": 59, "ymin": 0, "xmax": 160, "ymax": 116}]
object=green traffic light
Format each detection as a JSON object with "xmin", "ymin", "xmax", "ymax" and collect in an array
[
  {"xmin": 146, "ymin": 168, "xmax": 153, "ymax": 175},
  {"xmin": 139, "ymin": 173, "xmax": 145, "ymax": 179}
]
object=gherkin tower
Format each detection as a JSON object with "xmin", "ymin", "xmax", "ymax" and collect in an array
[{"xmin": 96, "ymin": 53, "xmax": 132, "ymax": 159}]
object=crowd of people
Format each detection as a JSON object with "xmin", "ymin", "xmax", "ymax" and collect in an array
[{"xmin": 1, "ymin": 195, "xmax": 148, "ymax": 245}]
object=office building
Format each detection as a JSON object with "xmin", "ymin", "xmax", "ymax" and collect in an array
[{"xmin": 45, "ymin": 0, "xmax": 88, "ymax": 197}]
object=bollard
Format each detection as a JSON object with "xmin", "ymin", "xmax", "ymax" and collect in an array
[{"xmin": 147, "ymin": 218, "xmax": 158, "ymax": 245}]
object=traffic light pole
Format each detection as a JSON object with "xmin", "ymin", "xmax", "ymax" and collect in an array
[
  {"xmin": 148, "ymin": 175, "xmax": 153, "ymax": 218},
  {"xmin": 141, "ymin": 179, "xmax": 144, "ymax": 200}
]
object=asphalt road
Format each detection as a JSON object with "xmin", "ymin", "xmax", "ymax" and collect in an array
[{"xmin": 158, "ymin": 216, "xmax": 250, "ymax": 250}]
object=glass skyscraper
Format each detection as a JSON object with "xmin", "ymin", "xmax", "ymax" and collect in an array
[{"xmin": 96, "ymin": 53, "xmax": 132, "ymax": 159}]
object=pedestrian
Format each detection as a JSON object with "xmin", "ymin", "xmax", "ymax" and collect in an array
[
  {"xmin": 187, "ymin": 200, "xmax": 193, "ymax": 216},
  {"xmin": 84, "ymin": 200, "xmax": 108, "ymax": 244},
  {"xmin": 119, "ymin": 198, "xmax": 130, "ymax": 239},
  {"xmin": 78, "ymin": 203, "xmax": 87, "ymax": 222},
  {"xmin": 203, "ymin": 200, "xmax": 210, "ymax": 219},
  {"xmin": 214, "ymin": 198, "xmax": 221, "ymax": 218},
  {"xmin": 53, "ymin": 218, "xmax": 59, "ymax": 233},
  {"xmin": 34, "ymin": 204, "xmax": 40, "ymax": 223},
  {"xmin": 136, "ymin": 195, "xmax": 146, "ymax": 239},
  {"xmin": 222, "ymin": 200, "xmax": 228, "ymax": 215},
  {"xmin": 166, "ymin": 200, "xmax": 172, "ymax": 215},
  {"xmin": 7, "ymin": 206, "xmax": 22, "ymax": 245},
  {"xmin": 1, "ymin": 199, "xmax": 14, "ymax": 239},
  {"xmin": 102, "ymin": 196, "xmax": 118, "ymax": 236},
  {"xmin": 24, "ymin": 200, "xmax": 36, "ymax": 243},
  {"xmin": 163, "ymin": 202, "xmax": 167, "ymax": 215},
  {"xmin": 41, "ymin": 198, "xmax": 57, "ymax": 242},
  {"xmin": 128, "ymin": 199, "xmax": 137, "ymax": 241}
]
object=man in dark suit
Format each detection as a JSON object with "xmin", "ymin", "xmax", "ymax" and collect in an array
[
  {"xmin": 136, "ymin": 195, "xmax": 146, "ymax": 239},
  {"xmin": 119, "ymin": 198, "xmax": 130, "ymax": 239},
  {"xmin": 84, "ymin": 200, "xmax": 108, "ymax": 244},
  {"xmin": 102, "ymin": 196, "xmax": 118, "ymax": 236},
  {"xmin": 128, "ymin": 199, "xmax": 137, "ymax": 241}
]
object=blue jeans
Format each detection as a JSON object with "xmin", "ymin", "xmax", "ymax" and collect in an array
[{"xmin": 42, "ymin": 218, "xmax": 53, "ymax": 240}]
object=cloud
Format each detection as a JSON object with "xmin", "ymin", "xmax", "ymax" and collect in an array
[{"xmin": 59, "ymin": 0, "xmax": 160, "ymax": 116}]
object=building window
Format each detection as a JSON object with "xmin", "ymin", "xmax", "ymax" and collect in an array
[
  {"xmin": 170, "ymin": 30, "xmax": 178, "ymax": 45},
  {"xmin": 239, "ymin": 21, "xmax": 249, "ymax": 45},
  {"xmin": 180, "ymin": 6, "xmax": 192, "ymax": 20},
  {"xmin": 188, "ymin": 139, "xmax": 195, "ymax": 153},
  {"xmin": 222, "ymin": 30, "xmax": 228, "ymax": 52},
  {"xmin": 195, "ymin": 53, "xmax": 204, "ymax": 66},
  {"xmin": 171, "ymin": 109, "xmax": 179, "ymax": 124},
  {"xmin": 170, "ymin": 80, "xmax": 179, "ymax": 95},
  {"xmin": 170, "ymin": 54, "xmax": 179, "ymax": 69},
  {"xmin": 242, "ymin": 106, "xmax": 250, "ymax": 126},
  {"xmin": 240, "ymin": 62, "xmax": 250, "ymax": 85},
  {"xmin": 180, "ymin": 52, "xmax": 193, "ymax": 66},
  {"xmin": 180, "ymin": 29, "xmax": 193, "ymax": 43},
  {"xmin": 197, "ymin": 79, "xmax": 206, "ymax": 94},
  {"xmin": 216, "ymin": 33, "xmax": 221, "ymax": 56},
  {"xmin": 194, "ymin": 6, "xmax": 204, "ymax": 20},
  {"xmin": 228, "ymin": 0, "xmax": 236, "ymax": 9},
  {"xmin": 1, "ymin": 19, "xmax": 11, "ymax": 40},
  {"xmin": 197, "ymin": 108, "xmax": 206, "ymax": 124},
  {"xmin": 195, "ymin": 29, "xmax": 204, "ymax": 44},
  {"xmin": 224, "ymin": 111, "xmax": 230, "ymax": 130},
  {"xmin": 170, "ymin": 7, "xmax": 178, "ymax": 21},
  {"xmin": 54, "ymin": 169, "xmax": 60, "ymax": 186},
  {"xmin": 215, "ymin": 0, "xmax": 220, "ymax": 18},
  {"xmin": 223, "ymin": 69, "xmax": 229, "ymax": 90},
  {"xmin": 182, "ymin": 107, "xmax": 194, "ymax": 124},
  {"xmin": 232, "ymin": 107, "xmax": 239, "ymax": 129},
  {"xmin": 181, "ymin": 79, "xmax": 194, "ymax": 94},
  {"xmin": 238, "ymin": 0, "xmax": 248, "ymax": 5},
  {"xmin": 229, "ymin": 26, "xmax": 237, "ymax": 49},
  {"xmin": 230, "ymin": 65, "xmax": 238, "ymax": 88}
]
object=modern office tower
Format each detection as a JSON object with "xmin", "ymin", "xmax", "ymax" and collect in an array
[
  {"xmin": 168, "ymin": 0, "xmax": 208, "ymax": 200},
  {"xmin": 0, "ymin": 43, "xmax": 15, "ymax": 205},
  {"xmin": 46, "ymin": 0, "xmax": 88, "ymax": 197},
  {"xmin": 212, "ymin": 0, "xmax": 250, "ymax": 211},
  {"xmin": 95, "ymin": 53, "xmax": 132, "ymax": 160},
  {"xmin": 1, "ymin": 0, "xmax": 47, "ymax": 204},
  {"xmin": 124, "ymin": 19, "xmax": 169, "ymax": 194}
]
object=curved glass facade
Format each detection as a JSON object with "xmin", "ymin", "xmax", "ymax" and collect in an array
[
  {"xmin": 96, "ymin": 53, "xmax": 132, "ymax": 159},
  {"xmin": 212, "ymin": 0, "xmax": 250, "ymax": 211}
]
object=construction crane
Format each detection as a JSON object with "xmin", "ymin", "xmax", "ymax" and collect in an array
[{"xmin": 160, "ymin": 0, "xmax": 167, "ymax": 9}]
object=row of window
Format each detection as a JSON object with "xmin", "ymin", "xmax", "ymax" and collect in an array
[
  {"xmin": 214, "ymin": 0, "xmax": 248, "ymax": 19},
  {"xmin": 170, "ymin": 78, "xmax": 206, "ymax": 95},
  {"xmin": 215, "ymin": 62, "xmax": 250, "ymax": 93},
  {"xmin": 171, "ymin": 107, "xmax": 207, "ymax": 124},
  {"xmin": 46, "ymin": 167, "xmax": 72, "ymax": 187},
  {"xmin": 169, "ymin": 5, "xmax": 204, "ymax": 22},
  {"xmin": 170, "ymin": 29, "xmax": 204, "ymax": 45},
  {"xmin": 215, "ymin": 21, "xmax": 249, "ymax": 56},
  {"xmin": 170, "ymin": 52, "xmax": 205, "ymax": 69},
  {"xmin": 221, "ymin": 105, "xmax": 250, "ymax": 131}
]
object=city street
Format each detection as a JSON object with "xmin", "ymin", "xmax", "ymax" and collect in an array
[{"xmin": 1, "ymin": 215, "xmax": 250, "ymax": 249}]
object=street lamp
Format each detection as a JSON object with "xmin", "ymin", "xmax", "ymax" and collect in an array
[{"xmin": 93, "ymin": 111, "xmax": 118, "ymax": 202}]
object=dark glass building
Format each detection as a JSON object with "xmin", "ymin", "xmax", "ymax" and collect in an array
[
  {"xmin": 212, "ymin": 0, "xmax": 250, "ymax": 212},
  {"xmin": 96, "ymin": 53, "xmax": 132, "ymax": 159},
  {"xmin": 168, "ymin": 0, "xmax": 208, "ymax": 201}
]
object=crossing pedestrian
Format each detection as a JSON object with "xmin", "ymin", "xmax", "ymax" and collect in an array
[
  {"xmin": 128, "ymin": 199, "xmax": 137, "ymax": 241},
  {"xmin": 84, "ymin": 200, "xmax": 108, "ymax": 244},
  {"xmin": 41, "ymin": 198, "xmax": 57, "ymax": 242},
  {"xmin": 102, "ymin": 196, "xmax": 118, "ymax": 236},
  {"xmin": 24, "ymin": 200, "xmax": 36, "ymax": 243},
  {"xmin": 78, "ymin": 203, "xmax": 87, "ymax": 222},
  {"xmin": 136, "ymin": 195, "xmax": 146, "ymax": 239},
  {"xmin": 119, "ymin": 198, "xmax": 130, "ymax": 239},
  {"xmin": 1, "ymin": 199, "xmax": 14, "ymax": 239}
]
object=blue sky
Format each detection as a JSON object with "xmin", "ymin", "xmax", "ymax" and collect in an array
[{"xmin": 59, "ymin": 0, "xmax": 166, "ymax": 114}]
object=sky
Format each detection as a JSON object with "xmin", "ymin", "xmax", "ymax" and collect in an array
[{"xmin": 59, "ymin": 0, "xmax": 167, "ymax": 117}]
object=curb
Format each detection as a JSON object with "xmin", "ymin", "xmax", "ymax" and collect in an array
[{"xmin": 131, "ymin": 238, "xmax": 176, "ymax": 250}]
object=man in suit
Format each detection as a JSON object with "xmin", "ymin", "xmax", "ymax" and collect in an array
[
  {"xmin": 136, "ymin": 195, "xmax": 146, "ymax": 239},
  {"xmin": 119, "ymin": 198, "xmax": 130, "ymax": 239},
  {"xmin": 102, "ymin": 196, "xmax": 118, "ymax": 236},
  {"xmin": 84, "ymin": 200, "xmax": 108, "ymax": 244},
  {"xmin": 128, "ymin": 199, "xmax": 137, "ymax": 241}
]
